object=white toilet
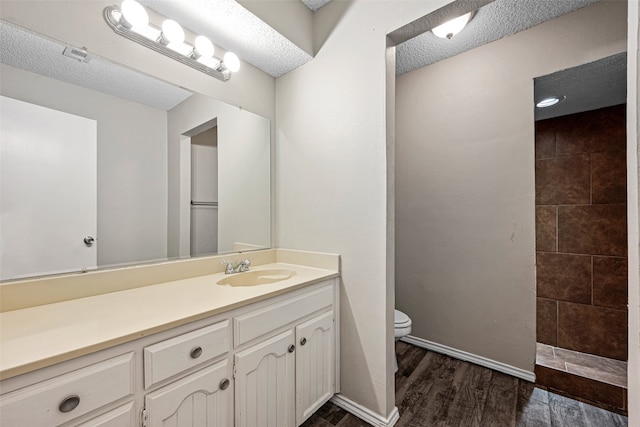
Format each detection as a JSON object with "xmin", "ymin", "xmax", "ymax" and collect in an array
[{"xmin": 394, "ymin": 309, "xmax": 412, "ymax": 372}]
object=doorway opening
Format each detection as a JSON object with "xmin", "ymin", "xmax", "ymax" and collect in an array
[
  {"xmin": 533, "ymin": 53, "xmax": 628, "ymax": 413},
  {"xmin": 190, "ymin": 124, "xmax": 219, "ymax": 257}
]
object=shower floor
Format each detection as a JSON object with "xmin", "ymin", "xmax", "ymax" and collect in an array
[{"xmin": 535, "ymin": 342, "xmax": 627, "ymax": 414}]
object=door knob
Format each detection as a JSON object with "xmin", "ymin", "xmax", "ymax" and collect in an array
[{"xmin": 83, "ymin": 236, "xmax": 95, "ymax": 246}]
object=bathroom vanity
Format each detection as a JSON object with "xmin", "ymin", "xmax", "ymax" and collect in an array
[{"xmin": 0, "ymin": 249, "xmax": 340, "ymax": 427}]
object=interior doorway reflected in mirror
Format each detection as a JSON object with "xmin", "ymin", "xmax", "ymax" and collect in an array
[{"xmin": 190, "ymin": 125, "xmax": 219, "ymax": 257}]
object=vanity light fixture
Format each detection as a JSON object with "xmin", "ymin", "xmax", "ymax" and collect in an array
[
  {"xmin": 432, "ymin": 12, "xmax": 474, "ymax": 39},
  {"xmin": 104, "ymin": 0, "xmax": 239, "ymax": 82},
  {"xmin": 536, "ymin": 96, "xmax": 565, "ymax": 108}
]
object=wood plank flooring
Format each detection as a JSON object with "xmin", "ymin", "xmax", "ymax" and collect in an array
[{"xmin": 301, "ymin": 341, "xmax": 628, "ymax": 427}]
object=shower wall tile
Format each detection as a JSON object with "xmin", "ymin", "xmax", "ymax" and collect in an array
[
  {"xmin": 557, "ymin": 204, "xmax": 627, "ymax": 256},
  {"xmin": 557, "ymin": 302, "xmax": 627, "ymax": 361},
  {"xmin": 536, "ymin": 253, "xmax": 591, "ymax": 304},
  {"xmin": 536, "ymin": 297, "xmax": 557, "ymax": 346},
  {"xmin": 555, "ymin": 104, "xmax": 626, "ymax": 156},
  {"xmin": 593, "ymin": 257, "xmax": 628, "ymax": 310},
  {"xmin": 535, "ymin": 206, "xmax": 556, "ymax": 252},
  {"xmin": 535, "ymin": 121, "xmax": 556, "ymax": 159},
  {"xmin": 535, "ymin": 364, "xmax": 626, "ymax": 411},
  {"xmin": 535, "ymin": 154, "xmax": 590, "ymax": 205},
  {"xmin": 591, "ymin": 151, "xmax": 627, "ymax": 204}
]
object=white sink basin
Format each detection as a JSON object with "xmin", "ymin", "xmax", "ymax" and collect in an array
[{"xmin": 216, "ymin": 269, "xmax": 297, "ymax": 287}]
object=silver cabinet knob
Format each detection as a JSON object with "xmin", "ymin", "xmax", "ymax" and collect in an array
[
  {"xmin": 190, "ymin": 346, "xmax": 203, "ymax": 359},
  {"xmin": 288, "ymin": 344, "xmax": 295, "ymax": 353},
  {"xmin": 219, "ymin": 378, "xmax": 230, "ymax": 390},
  {"xmin": 59, "ymin": 395, "xmax": 80, "ymax": 413},
  {"xmin": 300, "ymin": 337, "xmax": 307, "ymax": 346},
  {"xmin": 83, "ymin": 236, "xmax": 95, "ymax": 247}
]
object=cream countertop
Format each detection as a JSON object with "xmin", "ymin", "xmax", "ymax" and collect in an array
[{"xmin": 0, "ymin": 250, "xmax": 339, "ymax": 380}]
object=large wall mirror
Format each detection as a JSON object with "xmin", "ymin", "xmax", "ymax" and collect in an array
[{"xmin": 0, "ymin": 20, "xmax": 270, "ymax": 281}]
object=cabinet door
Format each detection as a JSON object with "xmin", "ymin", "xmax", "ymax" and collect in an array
[
  {"xmin": 295, "ymin": 310, "xmax": 335, "ymax": 425},
  {"xmin": 144, "ymin": 359, "xmax": 232, "ymax": 427},
  {"xmin": 235, "ymin": 330, "xmax": 295, "ymax": 427}
]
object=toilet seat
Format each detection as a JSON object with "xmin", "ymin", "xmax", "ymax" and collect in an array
[
  {"xmin": 394, "ymin": 309, "xmax": 411, "ymax": 327},
  {"xmin": 394, "ymin": 309, "xmax": 412, "ymax": 339}
]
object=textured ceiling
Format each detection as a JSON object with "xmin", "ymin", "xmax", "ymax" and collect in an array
[
  {"xmin": 396, "ymin": 0, "xmax": 600, "ymax": 75},
  {"xmin": 140, "ymin": 0, "xmax": 312, "ymax": 77},
  {"xmin": 534, "ymin": 53, "xmax": 627, "ymax": 121},
  {"xmin": 0, "ymin": 20, "xmax": 193, "ymax": 111},
  {"xmin": 1, "ymin": 0, "xmax": 626, "ymax": 119}
]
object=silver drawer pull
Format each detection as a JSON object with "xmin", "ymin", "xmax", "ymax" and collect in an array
[
  {"xmin": 219, "ymin": 378, "xmax": 230, "ymax": 390},
  {"xmin": 300, "ymin": 337, "xmax": 307, "ymax": 346},
  {"xmin": 59, "ymin": 395, "xmax": 80, "ymax": 413},
  {"xmin": 190, "ymin": 346, "xmax": 203, "ymax": 359},
  {"xmin": 288, "ymin": 344, "xmax": 295, "ymax": 353}
]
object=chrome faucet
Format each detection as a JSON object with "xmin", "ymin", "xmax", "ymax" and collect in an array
[{"xmin": 223, "ymin": 259, "xmax": 251, "ymax": 274}]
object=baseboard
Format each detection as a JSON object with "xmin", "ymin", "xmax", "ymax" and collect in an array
[
  {"xmin": 331, "ymin": 394, "xmax": 400, "ymax": 427},
  {"xmin": 401, "ymin": 335, "xmax": 536, "ymax": 382}
]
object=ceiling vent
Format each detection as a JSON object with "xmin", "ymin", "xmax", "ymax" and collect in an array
[{"xmin": 62, "ymin": 46, "xmax": 91, "ymax": 63}]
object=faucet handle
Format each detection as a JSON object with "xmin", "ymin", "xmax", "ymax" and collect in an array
[
  {"xmin": 238, "ymin": 258, "xmax": 251, "ymax": 272},
  {"xmin": 220, "ymin": 260, "xmax": 234, "ymax": 274}
]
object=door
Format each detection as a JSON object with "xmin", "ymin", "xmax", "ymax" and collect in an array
[
  {"xmin": 144, "ymin": 360, "xmax": 232, "ymax": 427},
  {"xmin": 295, "ymin": 310, "xmax": 335, "ymax": 425},
  {"xmin": 0, "ymin": 95, "xmax": 97, "ymax": 280},
  {"xmin": 234, "ymin": 330, "xmax": 295, "ymax": 427}
]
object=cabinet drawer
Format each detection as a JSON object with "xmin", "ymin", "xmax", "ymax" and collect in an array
[
  {"xmin": 75, "ymin": 402, "xmax": 135, "ymax": 427},
  {"xmin": 144, "ymin": 320, "xmax": 230, "ymax": 389},
  {"xmin": 0, "ymin": 353, "xmax": 134, "ymax": 427},
  {"xmin": 234, "ymin": 283, "xmax": 334, "ymax": 346}
]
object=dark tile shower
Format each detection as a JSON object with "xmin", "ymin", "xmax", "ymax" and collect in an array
[{"xmin": 534, "ymin": 104, "xmax": 628, "ymax": 413}]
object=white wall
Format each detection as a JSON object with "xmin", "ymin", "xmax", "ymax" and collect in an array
[
  {"xmin": 275, "ymin": 0, "xmax": 451, "ymax": 419},
  {"xmin": 627, "ymin": 1, "xmax": 639, "ymax": 425},
  {"xmin": 0, "ymin": 64, "xmax": 168, "ymax": 268},
  {"xmin": 395, "ymin": 1, "xmax": 627, "ymax": 375}
]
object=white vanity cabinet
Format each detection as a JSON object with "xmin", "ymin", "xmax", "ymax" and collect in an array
[
  {"xmin": 233, "ymin": 280, "xmax": 338, "ymax": 427},
  {"xmin": 0, "ymin": 277, "xmax": 339, "ymax": 427}
]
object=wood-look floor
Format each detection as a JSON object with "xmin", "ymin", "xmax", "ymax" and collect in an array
[{"xmin": 302, "ymin": 341, "xmax": 628, "ymax": 427}]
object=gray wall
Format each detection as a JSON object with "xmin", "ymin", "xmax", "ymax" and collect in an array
[
  {"xmin": 395, "ymin": 1, "xmax": 627, "ymax": 374},
  {"xmin": 0, "ymin": 64, "xmax": 168, "ymax": 267}
]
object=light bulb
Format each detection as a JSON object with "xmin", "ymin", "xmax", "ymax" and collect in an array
[
  {"xmin": 160, "ymin": 19, "xmax": 185, "ymax": 45},
  {"xmin": 120, "ymin": 0, "xmax": 149, "ymax": 30},
  {"xmin": 223, "ymin": 52, "xmax": 240, "ymax": 72},
  {"xmin": 193, "ymin": 36, "xmax": 214, "ymax": 58},
  {"xmin": 432, "ymin": 12, "xmax": 472, "ymax": 39}
]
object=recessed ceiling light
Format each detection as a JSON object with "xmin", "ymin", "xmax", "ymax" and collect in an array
[{"xmin": 536, "ymin": 96, "xmax": 565, "ymax": 108}]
